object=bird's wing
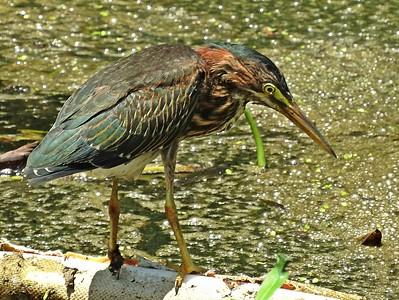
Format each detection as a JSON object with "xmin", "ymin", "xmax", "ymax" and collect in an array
[
  {"xmin": 53, "ymin": 44, "xmax": 204, "ymax": 128},
  {"xmin": 25, "ymin": 44, "xmax": 206, "ymax": 183}
]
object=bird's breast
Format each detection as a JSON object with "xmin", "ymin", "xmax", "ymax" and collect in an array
[{"xmin": 183, "ymin": 93, "xmax": 246, "ymax": 137}]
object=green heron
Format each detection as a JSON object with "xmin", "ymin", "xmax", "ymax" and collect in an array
[{"xmin": 24, "ymin": 43, "xmax": 335, "ymax": 289}]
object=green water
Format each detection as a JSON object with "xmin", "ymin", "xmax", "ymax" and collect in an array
[{"xmin": 1, "ymin": 1, "xmax": 398, "ymax": 299}]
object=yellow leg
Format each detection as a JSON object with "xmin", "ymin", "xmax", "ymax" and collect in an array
[
  {"xmin": 107, "ymin": 177, "xmax": 124, "ymax": 277},
  {"xmin": 162, "ymin": 141, "xmax": 205, "ymax": 293}
]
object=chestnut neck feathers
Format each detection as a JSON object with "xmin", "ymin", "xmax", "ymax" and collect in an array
[{"xmin": 182, "ymin": 46, "xmax": 250, "ymax": 137}]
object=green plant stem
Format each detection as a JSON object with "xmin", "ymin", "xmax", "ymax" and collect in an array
[{"xmin": 244, "ymin": 108, "xmax": 266, "ymax": 167}]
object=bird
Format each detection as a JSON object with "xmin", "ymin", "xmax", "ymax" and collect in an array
[{"xmin": 24, "ymin": 42, "xmax": 336, "ymax": 290}]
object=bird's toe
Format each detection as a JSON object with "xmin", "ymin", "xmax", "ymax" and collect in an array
[
  {"xmin": 108, "ymin": 244, "xmax": 124, "ymax": 278},
  {"xmin": 174, "ymin": 262, "xmax": 207, "ymax": 294}
]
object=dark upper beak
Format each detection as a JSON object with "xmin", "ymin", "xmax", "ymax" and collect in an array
[{"xmin": 277, "ymin": 102, "xmax": 337, "ymax": 158}]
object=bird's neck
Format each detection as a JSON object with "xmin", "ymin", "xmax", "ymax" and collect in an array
[
  {"xmin": 195, "ymin": 46, "xmax": 233, "ymax": 72},
  {"xmin": 195, "ymin": 46, "xmax": 254, "ymax": 89},
  {"xmin": 182, "ymin": 48, "xmax": 248, "ymax": 138}
]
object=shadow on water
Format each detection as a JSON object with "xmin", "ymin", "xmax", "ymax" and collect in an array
[{"xmin": 1, "ymin": 1, "xmax": 398, "ymax": 299}]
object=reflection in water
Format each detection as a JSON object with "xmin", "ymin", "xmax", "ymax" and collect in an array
[{"xmin": 0, "ymin": 1, "xmax": 398, "ymax": 299}]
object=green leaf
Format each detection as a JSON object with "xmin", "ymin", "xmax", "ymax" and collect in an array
[{"xmin": 255, "ymin": 254, "xmax": 290, "ymax": 300}]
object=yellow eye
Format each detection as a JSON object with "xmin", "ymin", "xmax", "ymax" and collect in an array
[{"xmin": 263, "ymin": 83, "xmax": 276, "ymax": 95}]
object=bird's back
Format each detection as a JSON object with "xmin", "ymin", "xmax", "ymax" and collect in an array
[{"xmin": 25, "ymin": 44, "xmax": 207, "ymax": 184}]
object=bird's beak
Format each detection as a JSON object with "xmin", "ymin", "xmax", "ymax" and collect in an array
[{"xmin": 277, "ymin": 101, "xmax": 337, "ymax": 158}]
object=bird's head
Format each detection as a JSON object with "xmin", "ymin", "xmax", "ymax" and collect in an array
[{"xmin": 197, "ymin": 42, "xmax": 336, "ymax": 158}]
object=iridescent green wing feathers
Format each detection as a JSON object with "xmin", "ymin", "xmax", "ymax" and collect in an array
[
  {"xmin": 54, "ymin": 44, "xmax": 204, "ymax": 128},
  {"xmin": 25, "ymin": 45, "xmax": 206, "ymax": 183}
]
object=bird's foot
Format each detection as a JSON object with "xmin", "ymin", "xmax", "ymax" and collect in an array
[
  {"xmin": 174, "ymin": 262, "xmax": 206, "ymax": 294},
  {"xmin": 108, "ymin": 244, "xmax": 124, "ymax": 279}
]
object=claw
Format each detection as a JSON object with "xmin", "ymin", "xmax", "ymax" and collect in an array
[
  {"xmin": 108, "ymin": 244, "xmax": 124, "ymax": 279},
  {"xmin": 174, "ymin": 262, "xmax": 206, "ymax": 294}
]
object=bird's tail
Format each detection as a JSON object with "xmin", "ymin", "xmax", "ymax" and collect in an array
[
  {"xmin": 23, "ymin": 128, "xmax": 96, "ymax": 185},
  {"xmin": 24, "ymin": 163, "xmax": 94, "ymax": 185}
]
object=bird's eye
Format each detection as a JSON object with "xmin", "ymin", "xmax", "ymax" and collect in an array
[{"xmin": 263, "ymin": 83, "xmax": 276, "ymax": 95}]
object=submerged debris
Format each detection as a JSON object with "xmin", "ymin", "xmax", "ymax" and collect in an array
[
  {"xmin": 357, "ymin": 229, "xmax": 382, "ymax": 247},
  {"xmin": 0, "ymin": 141, "xmax": 38, "ymax": 171}
]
